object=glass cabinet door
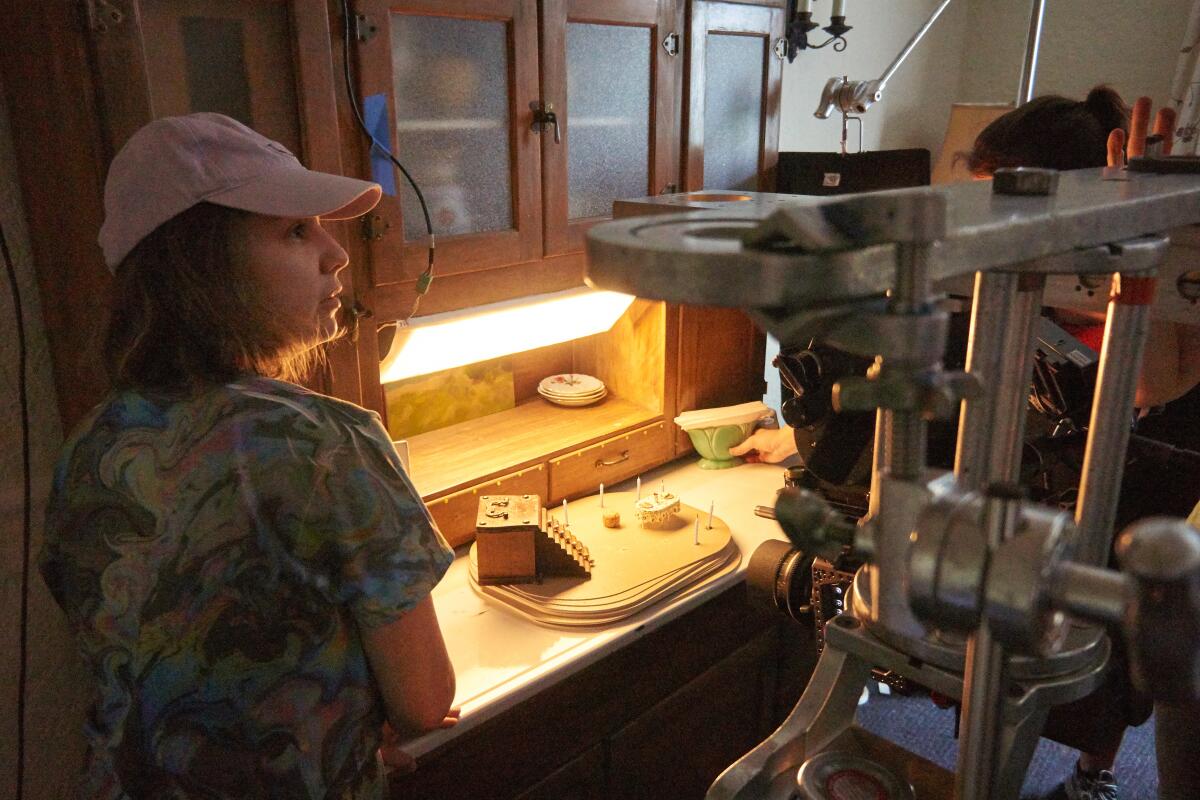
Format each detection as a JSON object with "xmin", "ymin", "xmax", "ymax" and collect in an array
[
  {"xmin": 540, "ymin": 0, "xmax": 679, "ymax": 257},
  {"xmin": 355, "ymin": 0, "xmax": 542, "ymax": 292},
  {"xmin": 685, "ymin": 0, "xmax": 784, "ymax": 192}
]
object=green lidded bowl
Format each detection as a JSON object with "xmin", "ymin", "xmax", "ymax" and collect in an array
[{"xmin": 674, "ymin": 401, "xmax": 772, "ymax": 470}]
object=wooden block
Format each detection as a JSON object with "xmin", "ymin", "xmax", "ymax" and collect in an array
[
  {"xmin": 476, "ymin": 494, "xmax": 543, "ymax": 585},
  {"xmin": 477, "ymin": 529, "xmax": 538, "ymax": 585}
]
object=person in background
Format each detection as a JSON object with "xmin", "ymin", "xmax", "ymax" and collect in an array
[
  {"xmin": 734, "ymin": 86, "xmax": 1200, "ymax": 800},
  {"xmin": 40, "ymin": 113, "xmax": 457, "ymax": 799}
]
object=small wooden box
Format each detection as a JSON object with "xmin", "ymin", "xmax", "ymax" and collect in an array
[{"xmin": 475, "ymin": 494, "xmax": 542, "ymax": 585}]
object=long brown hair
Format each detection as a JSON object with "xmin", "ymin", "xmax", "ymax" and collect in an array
[
  {"xmin": 965, "ymin": 85, "xmax": 1129, "ymax": 175},
  {"xmin": 105, "ymin": 202, "xmax": 325, "ymax": 393}
]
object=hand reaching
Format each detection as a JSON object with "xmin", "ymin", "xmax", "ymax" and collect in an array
[{"xmin": 728, "ymin": 426, "xmax": 799, "ymax": 464}]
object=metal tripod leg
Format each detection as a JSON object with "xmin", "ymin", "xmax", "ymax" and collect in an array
[
  {"xmin": 991, "ymin": 702, "xmax": 1053, "ymax": 800},
  {"xmin": 706, "ymin": 636, "xmax": 874, "ymax": 799},
  {"xmin": 709, "ymin": 607, "xmax": 1110, "ymax": 800}
]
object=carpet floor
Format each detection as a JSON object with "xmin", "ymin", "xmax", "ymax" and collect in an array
[{"xmin": 855, "ymin": 685, "xmax": 1157, "ymax": 799}]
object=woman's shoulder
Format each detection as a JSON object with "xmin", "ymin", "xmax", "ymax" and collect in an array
[
  {"xmin": 221, "ymin": 377, "xmax": 390, "ymax": 449},
  {"xmin": 224, "ymin": 376, "xmax": 379, "ymax": 424}
]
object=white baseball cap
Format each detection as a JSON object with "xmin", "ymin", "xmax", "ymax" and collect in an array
[{"xmin": 99, "ymin": 112, "xmax": 381, "ymax": 270}]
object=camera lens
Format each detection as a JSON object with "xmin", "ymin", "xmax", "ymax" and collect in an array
[{"xmin": 747, "ymin": 539, "xmax": 813, "ymax": 622}]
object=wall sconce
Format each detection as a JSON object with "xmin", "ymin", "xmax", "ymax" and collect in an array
[{"xmin": 785, "ymin": 0, "xmax": 852, "ymax": 59}]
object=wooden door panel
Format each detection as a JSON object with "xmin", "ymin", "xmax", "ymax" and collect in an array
[
  {"xmin": 355, "ymin": 0, "xmax": 542, "ymax": 288},
  {"xmin": 514, "ymin": 744, "xmax": 607, "ymax": 800},
  {"xmin": 684, "ymin": 1, "xmax": 783, "ymax": 192},
  {"xmin": 541, "ymin": 0, "xmax": 679, "ymax": 257},
  {"xmin": 90, "ymin": 0, "xmax": 330, "ymax": 157},
  {"xmin": 608, "ymin": 630, "xmax": 776, "ymax": 799}
]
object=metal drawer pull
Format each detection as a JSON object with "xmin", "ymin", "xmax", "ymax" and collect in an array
[{"xmin": 595, "ymin": 450, "xmax": 630, "ymax": 468}]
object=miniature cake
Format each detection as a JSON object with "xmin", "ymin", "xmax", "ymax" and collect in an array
[{"xmin": 635, "ymin": 491, "xmax": 681, "ymax": 526}]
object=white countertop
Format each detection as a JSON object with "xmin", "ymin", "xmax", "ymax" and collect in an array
[{"xmin": 405, "ymin": 456, "xmax": 793, "ymax": 757}]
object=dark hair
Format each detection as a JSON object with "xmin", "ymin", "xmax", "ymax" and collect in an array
[
  {"xmin": 965, "ymin": 86, "xmax": 1129, "ymax": 175},
  {"xmin": 105, "ymin": 202, "xmax": 322, "ymax": 393}
]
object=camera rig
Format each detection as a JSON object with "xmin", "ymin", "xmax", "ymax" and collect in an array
[{"xmin": 586, "ymin": 168, "xmax": 1200, "ymax": 800}]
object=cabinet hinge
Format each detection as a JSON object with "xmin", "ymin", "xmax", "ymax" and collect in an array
[
  {"xmin": 352, "ymin": 12, "xmax": 378, "ymax": 43},
  {"xmin": 662, "ymin": 32, "xmax": 680, "ymax": 57},
  {"xmin": 773, "ymin": 37, "xmax": 788, "ymax": 60},
  {"xmin": 361, "ymin": 213, "xmax": 391, "ymax": 242},
  {"xmin": 83, "ymin": 0, "xmax": 125, "ymax": 33}
]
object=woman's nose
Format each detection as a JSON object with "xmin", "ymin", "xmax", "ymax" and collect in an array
[{"xmin": 320, "ymin": 230, "xmax": 350, "ymax": 274}]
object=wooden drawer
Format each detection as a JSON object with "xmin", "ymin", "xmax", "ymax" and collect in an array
[
  {"xmin": 426, "ymin": 464, "xmax": 548, "ymax": 548},
  {"xmin": 549, "ymin": 421, "xmax": 672, "ymax": 502}
]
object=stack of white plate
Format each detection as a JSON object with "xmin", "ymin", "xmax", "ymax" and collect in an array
[{"xmin": 538, "ymin": 373, "xmax": 607, "ymax": 407}]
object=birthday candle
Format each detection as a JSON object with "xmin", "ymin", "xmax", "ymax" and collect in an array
[
  {"xmin": 563, "ymin": 498, "xmax": 569, "ymax": 526},
  {"xmin": 636, "ymin": 476, "xmax": 641, "ymax": 500},
  {"xmin": 600, "ymin": 483, "xmax": 605, "ymax": 508},
  {"xmin": 708, "ymin": 501, "xmax": 714, "ymax": 529},
  {"xmin": 694, "ymin": 516, "xmax": 700, "ymax": 545}
]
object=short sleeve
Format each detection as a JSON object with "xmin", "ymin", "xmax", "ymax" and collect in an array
[{"xmin": 237, "ymin": 398, "xmax": 453, "ymax": 629}]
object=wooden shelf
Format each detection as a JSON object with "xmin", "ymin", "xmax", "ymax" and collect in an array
[{"xmin": 407, "ymin": 396, "xmax": 660, "ymax": 498}]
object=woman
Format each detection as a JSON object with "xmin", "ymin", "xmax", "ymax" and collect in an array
[{"xmin": 41, "ymin": 113, "xmax": 457, "ymax": 799}]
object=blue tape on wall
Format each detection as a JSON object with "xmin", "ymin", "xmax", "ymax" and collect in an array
[{"xmin": 363, "ymin": 93, "xmax": 398, "ymax": 197}]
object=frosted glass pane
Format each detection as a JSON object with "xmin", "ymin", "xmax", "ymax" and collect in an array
[
  {"xmin": 566, "ymin": 23, "xmax": 650, "ymax": 219},
  {"xmin": 703, "ymin": 34, "xmax": 764, "ymax": 192},
  {"xmin": 391, "ymin": 16, "xmax": 513, "ymax": 240}
]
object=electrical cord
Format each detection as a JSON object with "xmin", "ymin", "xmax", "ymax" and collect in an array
[
  {"xmin": 2, "ymin": 219, "xmax": 31, "ymax": 800},
  {"xmin": 339, "ymin": 0, "xmax": 435, "ymax": 324}
]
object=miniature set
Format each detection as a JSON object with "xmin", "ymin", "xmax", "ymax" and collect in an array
[{"xmin": 468, "ymin": 482, "xmax": 740, "ymax": 627}]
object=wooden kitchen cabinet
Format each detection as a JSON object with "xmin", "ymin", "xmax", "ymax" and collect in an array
[
  {"xmin": 386, "ymin": 584, "xmax": 807, "ymax": 800},
  {"xmin": 350, "ymin": 0, "xmax": 683, "ymax": 326}
]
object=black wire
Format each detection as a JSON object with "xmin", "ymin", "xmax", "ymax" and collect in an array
[
  {"xmin": 2, "ymin": 220, "xmax": 31, "ymax": 800},
  {"xmin": 339, "ymin": 0, "xmax": 435, "ymax": 323}
]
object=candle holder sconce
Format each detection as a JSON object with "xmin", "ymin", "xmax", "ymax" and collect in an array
[{"xmin": 786, "ymin": 8, "xmax": 852, "ymax": 60}]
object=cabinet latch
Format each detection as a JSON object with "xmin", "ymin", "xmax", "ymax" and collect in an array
[
  {"xmin": 662, "ymin": 32, "xmax": 680, "ymax": 57},
  {"xmin": 353, "ymin": 12, "xmax": 378, "ymax": 43},
  {"xmin": 341, "ymin": 299, "xmax": 373, "ymax": 344},
  {"xmin": 530, "ymin": 101, "xmax": 561, "ymax": 144},
  {"xmin": 361, "ymin": 213, "xmax": 391, "ymax": 242}
]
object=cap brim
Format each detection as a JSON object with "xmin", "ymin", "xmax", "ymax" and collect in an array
[{"xmin": 205, "ymin": 167, "xmax": 382, "ymax": 221}]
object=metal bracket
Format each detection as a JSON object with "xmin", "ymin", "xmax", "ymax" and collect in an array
[
  {"xmin": 85, "ymin": 0, "xmax": 125, "ymax": 32},
  {"xmin": 662, "ymin": 32, "xmax": 680, "ymax": 57},
  {"xmin": 353, "ymin": 12, "xmax": 378, "ymax": 43},
  {"xmin": 773, "ymin": 38, "xmax": 788, "ymax": 60},
  {"xmin": 361, "ymin": 213, "xmax": 390, "ymax": 241}
]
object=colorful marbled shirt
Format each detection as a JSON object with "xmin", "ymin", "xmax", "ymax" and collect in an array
[{"xmin": 41, "ymin": 377, "xmax": 453, "ymax": 800}]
